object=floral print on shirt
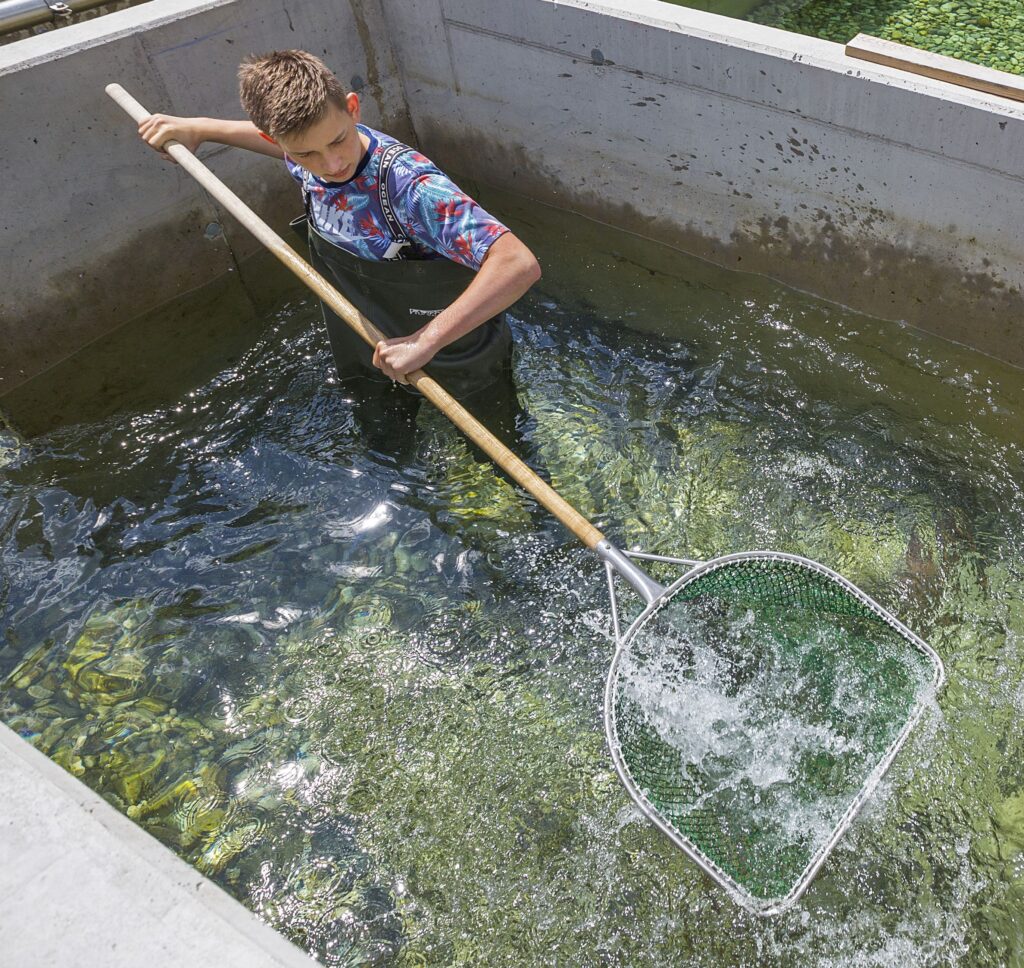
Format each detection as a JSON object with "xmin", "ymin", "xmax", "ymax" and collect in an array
[{"xmin": 285, "ymin": 125, "xmax": 509, "ymax": 269}]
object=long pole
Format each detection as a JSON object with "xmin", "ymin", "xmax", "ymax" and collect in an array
[{"xmin": 105, "ymin": 83, "xmax": 606, "ymax": 550}]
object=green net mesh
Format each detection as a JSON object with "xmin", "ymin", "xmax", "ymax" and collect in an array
[{"xmin": 610, "ymin": 556, "xmax": 937, "ymax": 909}]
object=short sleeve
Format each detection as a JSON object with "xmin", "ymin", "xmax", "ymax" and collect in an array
[
  {"xmin": 390, "ymin": 157, "xmax": 509, "ymax": 270},
  {"xmin": 283, "ymin": 155, "xmax": 305, "ymax": 186}
]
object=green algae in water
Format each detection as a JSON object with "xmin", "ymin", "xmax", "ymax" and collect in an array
[
  {"xmin": 2, "ymin": 192, "xmax": 1024, "ymax": 964},
  {"xmin": 743, "ymin": 0, "xmax": 1024, "ymax": 77}
]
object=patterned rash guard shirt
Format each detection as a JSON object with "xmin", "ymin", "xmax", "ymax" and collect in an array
[{"xmin": 285, "ymin": 124, "xmax": 510, "ymax": 269}]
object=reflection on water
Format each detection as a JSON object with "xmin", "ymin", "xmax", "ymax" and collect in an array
[{"xmin": 1, "ymin": 195, "xmax": 1023, "ymax": 966}]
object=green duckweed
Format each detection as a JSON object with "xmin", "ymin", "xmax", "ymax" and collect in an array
[{"xmin": 742, "ymin": 0, "xmax": 1024, "ymax": 77}]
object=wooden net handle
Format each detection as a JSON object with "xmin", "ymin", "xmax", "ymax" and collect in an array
[{"xmin": 105, "ymin": 83, "xmax": 605, "ymax": 549}]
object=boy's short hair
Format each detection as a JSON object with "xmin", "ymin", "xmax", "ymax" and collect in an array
[{"xmin": 238, "ymin": 50, "xmax": 347, "ymax": 139}]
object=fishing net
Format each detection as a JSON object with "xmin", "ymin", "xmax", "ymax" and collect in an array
[{"xmin": 605, "ymin": 552, "xmax": 941, "ymax": 914}]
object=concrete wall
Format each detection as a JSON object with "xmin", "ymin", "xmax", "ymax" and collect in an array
[
  {"xmin": 382, "ymin": 0, "xmax": 1024, "ymax": 365},
  {"xmin": 3, "ymin": 0, "xmax": 1024, "ymax": 394},
  {"xmin": 0, "ymin": 0, "xmax": 411, "ymax": 396},
  {"xmin": 0, "ymin": 721, "xmax": 315, "ymax": 967},
  {"xmin": 666, "ymin": 0, "xmax": 763, "ymax": 17}
]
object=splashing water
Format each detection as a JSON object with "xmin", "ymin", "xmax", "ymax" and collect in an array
[
  {"xmin": 614, "ymin": 579, "xmax": 935, "ymax": 905},
  {"xmin": 2, "ymin": 193, "xmax": 1024, "ymax": 965}
]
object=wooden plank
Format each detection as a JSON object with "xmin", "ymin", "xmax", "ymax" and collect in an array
[{"xmin": 845, "ymin": 33, "xmax": 1024, "ymax": 104}]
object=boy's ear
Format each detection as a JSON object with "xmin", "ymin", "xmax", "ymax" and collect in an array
[
  {"xmin": 346, "ymin": 92, "xmax": 361, "ymax": 121},
  {"xmin": 258, "ymin": 131, "xmax": 278, "ymax": 145}
]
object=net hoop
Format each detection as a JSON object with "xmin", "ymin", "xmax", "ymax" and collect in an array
[{"xmin": 603, "ymin": 550, "xmax": 945, "ymax": 915}]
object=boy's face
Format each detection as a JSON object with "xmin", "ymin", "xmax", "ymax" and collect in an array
[{"xmin": 275, "ymin": 93, "xmax": 366, "ymax": 182}]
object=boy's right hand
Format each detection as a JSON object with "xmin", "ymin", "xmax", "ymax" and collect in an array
[{"xmin": 138, "ymin": 114, "xmax": 204, "ymax": 161}]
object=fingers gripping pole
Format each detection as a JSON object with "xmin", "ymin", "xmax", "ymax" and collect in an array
[{"xmin": 104, "ymin": 83, "xmax": 606, "ymax": 550}]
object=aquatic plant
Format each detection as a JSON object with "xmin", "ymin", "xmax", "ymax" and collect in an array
[{"xmin": 746, "ymin": 0, "xmax": 1024, "ymax": 76}]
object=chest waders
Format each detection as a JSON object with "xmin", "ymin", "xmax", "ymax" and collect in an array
[{"xmin": 292, "ymin": 142, "xmax": 514, "ymax": 401}]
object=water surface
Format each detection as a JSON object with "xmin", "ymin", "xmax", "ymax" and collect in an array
[{"xmin": 2, "ymin": 194, "xmax": 1023, "ymax": 966}]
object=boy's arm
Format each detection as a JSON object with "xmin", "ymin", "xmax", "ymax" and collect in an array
[
  {"xmin": 372, "ymin": 232, "xmax": 541, "ymax": 383},
  {"xmin": 138, "ymin": 115, "xmax": 285, "ymax": 161}
]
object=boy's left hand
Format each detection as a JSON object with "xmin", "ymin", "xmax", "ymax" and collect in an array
[{"xmin": 372, "ymin": 336, "xmax": 435, "ymax": 384}]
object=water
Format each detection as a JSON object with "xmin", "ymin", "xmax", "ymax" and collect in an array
[{"xmin": 2, "ymin": 192, "xmax": 1024, "ymax": 965}]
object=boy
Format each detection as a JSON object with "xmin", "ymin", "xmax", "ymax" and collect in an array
[{"xmin": 138, "ymin": 49, "xmax": 540, "ymax": 446}]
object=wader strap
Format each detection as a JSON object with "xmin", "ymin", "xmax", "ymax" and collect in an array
[
  {"xmin": 377, "ymin": 142, "xmax": 414, "ymax": 246},
  {"xmin": 298, "ymin": 142, "xmax": 416, "ymax": 261},
  {"xmin": 301, "ymin": 173, "xmax": 313, "ymax": 221}
]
